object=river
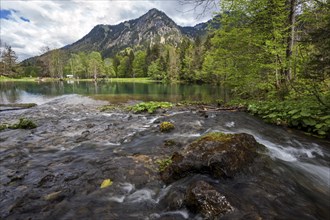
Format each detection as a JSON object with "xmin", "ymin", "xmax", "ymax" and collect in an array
[{"xmin": 0, "ymin": 82, "xmax": 329, "ymax": 219}]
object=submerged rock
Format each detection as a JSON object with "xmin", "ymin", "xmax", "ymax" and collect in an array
[
  {"xmin": 44, "ymin": 191, "xmax": 64, "ymax": 201},
  {"xmin": 186, "ymin": 180, "xmax": 234, "ymax": 218},
  {"xmin": 161, "ymin": 132, "xmax": 262, "ymax": 184}
]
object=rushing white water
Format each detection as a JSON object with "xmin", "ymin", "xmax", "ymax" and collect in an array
[
  {"xmin": 126, "ymin": 189, "xmax": 157, "ymax": 203},
  {"xmin": 1, "ymin": 93, "xmax": 329, "ymax": 219},
  {"xmin": 158, "ymin": 210, "xmax": 190, "ymax": 219},
  {"xmin": 204, "ymin": 124, "xmax": 330, "ymax": 191}
]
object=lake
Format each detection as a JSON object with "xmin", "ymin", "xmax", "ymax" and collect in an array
[{"xmin": 0, "ymin": 81, "xmax": 230, "ymax": 104}]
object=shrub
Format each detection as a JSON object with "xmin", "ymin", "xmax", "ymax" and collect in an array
[{"xmin": 248, "ymin": 100, "xmax": 330, "ymax": 137}]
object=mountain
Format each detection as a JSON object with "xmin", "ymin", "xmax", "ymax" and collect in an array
[
  {"xmin": 64, "ymin": 8, "xmax": 209, "ymax": 57},
  {"xmin": 24, "ymin": 8, "xmax": 212, "ymax": 64}
]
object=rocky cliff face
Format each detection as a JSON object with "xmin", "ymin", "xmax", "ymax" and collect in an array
[
  {"xmin": 23, "ymin": 8, "xmax": 211, "ymax": 64},
  {"xmin": 63, "ymin": 8, "xmax": 208, "ymax": 57}
]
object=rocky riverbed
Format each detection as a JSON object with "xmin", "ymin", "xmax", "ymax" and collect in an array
[{"xmin": 1, "ymin": 95, "xmax": 329, "ymax": 219}]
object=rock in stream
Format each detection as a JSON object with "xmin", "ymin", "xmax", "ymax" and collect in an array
[{"xmin": 161, "ymin": 132, "xmax": 263, "ymax": 184}]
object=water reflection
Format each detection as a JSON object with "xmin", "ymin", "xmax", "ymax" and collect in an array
[{"xmin": 0, "ymin": 81, "xmax": 230, "ymax": 104}]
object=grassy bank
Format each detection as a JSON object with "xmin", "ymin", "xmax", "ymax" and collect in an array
[
  {"xmin": 0, "ymin": 76, "xmax": 156, "ymax": 83},
  {"xmin": 0, "ymin": 76, "xmax": 51, "ymax": 82}
]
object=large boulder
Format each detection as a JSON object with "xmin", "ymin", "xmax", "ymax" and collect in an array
[
  {"xmin": 186, "ymin": 180, "xmax": 234, "ymax": 219},
  {"xmin": 161, "ymin": 133, "xmax": 262, "ymax": 184}
]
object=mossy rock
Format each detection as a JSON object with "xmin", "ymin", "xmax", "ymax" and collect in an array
[
  {"xmin": 129, "ymin": 101, "xmax": 173, "ymax": 114},
  {"xmin": 98, "ymin": 105, "xmax": 124, "ymax": 112},
  {"xmin": 0, "ymin": 124, "xmax": 8, "ymax": 131},
  {"xmin": 164, "ymin": 139, "xmax": 176, "ymax": 146},
  {"xmin": 160, "ymin": 132, "xmax": 263, "ymax": 184},
  {"xmin": 195, "ymin": 132, "xmax": 234, "ymax": 143},
  {"xmin": 9, "ymin": 118, "xmax": 37, "ymax": 129},
  {"xmin": 156, "ymin": 157, "xmax": 172, "ymax": 172},
  {"xmin": 160, "ymin": 121, "xmax": 175, "ymax": 132}
]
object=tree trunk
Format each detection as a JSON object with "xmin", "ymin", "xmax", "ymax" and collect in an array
[{"xmin": 284, "ymin": 0, "xmax": 296, "ymax": 82}]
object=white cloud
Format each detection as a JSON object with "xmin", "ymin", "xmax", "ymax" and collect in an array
[{"xmin": 0, "ymin": 0, "xmax": 215, "ymax": 61}]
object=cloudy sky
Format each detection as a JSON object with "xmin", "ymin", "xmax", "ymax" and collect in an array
[{"xmin": 0, "ymin": 0, "xmax": 217, "ymax": 61}]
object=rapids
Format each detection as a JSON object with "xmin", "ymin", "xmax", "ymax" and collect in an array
[{"xmin": 0, "ymin": 95, "xmax": 329, "ymax": 219}]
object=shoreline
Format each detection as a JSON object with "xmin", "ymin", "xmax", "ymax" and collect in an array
[{"xmin": 0, "ymin": 76, "xmax": 157, "ymax": 83}]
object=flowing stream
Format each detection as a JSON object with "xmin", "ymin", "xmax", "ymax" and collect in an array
[{"xmin": 0, "ymin": 94, "xmax": 329, "ymax": 220}]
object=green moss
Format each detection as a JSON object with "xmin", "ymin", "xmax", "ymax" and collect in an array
[
  {"xmin": 129, "ymin": 101, "xmax": 173, "ymax": 114},
  {"xmin": 164, "ymin": 139, "xmax": 176, "ymax": 146},
  {"xmin": 156, "ymin": 157, "xmax": 172, "ymax": 172},
  {"xmin": 197, "ymin": 132, "xmax": 234, "ymax": 142},
  {"xmin": 98, "ymin": 104, "xmax": 124, "ymax": 112},
  {"xmin": 0, "ymin": 124, "xmax": 8, "ymax": 131},
  {"xmin": 9, "ymin": 118, "xmax": 37, "ymax": 129},
  {"xmin": 160, "ymin": 121, "xmax": 175, "ymax": 132}
]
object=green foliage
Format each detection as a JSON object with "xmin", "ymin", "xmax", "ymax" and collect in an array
[
  {"xmin": 0, "ymin": 45, "xmax": 18, "ymax": 77},
  {"xmin": 128, "ymin": 101, "xmax": 173, "ymax": 113},
  {"xmin": 147, "ymin": 59, "xmax": 166, "ymax": 80},
  {"xmin": 248, "ymin": 100, "xmax": 330, "ymax": 137},
  {"xmin": 156, "ymin": 157, "xmax": 172, "ymax": 172},
  {"xmin": 117, "ymin": 56, "xmax": 130, "ymax": 78},
  {"xmin": 133, "ymin": 51, "xmax": 147, "ymax": 77},
  {"xmin": 88, "ymin": 51, "xmax": 105, "ymax": 79},
  {"xmin": 159, "ymin": 121, "xmax": 175, "ymax": 132}
]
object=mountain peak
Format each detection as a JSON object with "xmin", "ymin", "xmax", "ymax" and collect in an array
[
  {"xmin": 141, "ymin": 8, "xmax": 170, "ymax": 21},
  {"xmin": 148, "ymin": 8, "xmax": 162, "ymax": 13},
  {"xmin": 146, "ymin": 8, "xmax": 165, "ymax": 15},
  {"xmin": 28, "ymin": 9, "xmax": 210, "ymax": 62}
]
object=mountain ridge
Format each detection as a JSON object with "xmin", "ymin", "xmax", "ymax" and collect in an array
[{"xmin": 24, "ymin": 8, "xmax": 212, "ymax": 64}]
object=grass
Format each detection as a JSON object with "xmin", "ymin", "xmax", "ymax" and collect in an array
[
  {"xmin": 0, "ymin": 76, "xmax": 45, "ymax": 82},
  {"xmin": 107, "ymin": 77, "xmax": 157, "ymax": 83},
  {"xmin": 0, "ymin": 76, "xmax": 156, "ymax": 83}
]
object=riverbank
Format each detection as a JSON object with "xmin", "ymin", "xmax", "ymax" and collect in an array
[
  {"xmin": 0, "ymin": 95, "xmax": 329, "ymax": 219},
  {"xmin": 0, "ymin": 76, "xmax": 156, "ymax": 83}
]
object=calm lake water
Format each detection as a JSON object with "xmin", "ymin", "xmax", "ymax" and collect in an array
[{"xmin": 0, "ymin": 81, "xmax": 229, "ymax": 104}]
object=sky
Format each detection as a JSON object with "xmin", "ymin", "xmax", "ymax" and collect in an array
[{"xmin": 0, "ymin": 0, "xmax": 217, "ymax": 61}]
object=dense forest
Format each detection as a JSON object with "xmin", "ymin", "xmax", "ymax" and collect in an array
[{"xmin": 1, "ymin": 0, "xmax": 329, "ymax": 136}]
